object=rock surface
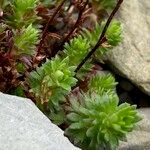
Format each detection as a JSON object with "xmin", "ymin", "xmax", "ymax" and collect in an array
[
  {"xmin": 0, "ymin": 92, "xmax": 80, "ymax": 150},
  {"xmin": 118, "ymin": 108, "xmax": 150, "ymax": 150},
  {"xmin": 0, "ymin": 92, "xmax": 150, "ymax": 150},
  {"xmin": 105, "ymin": 0, "xmax": 150, "ymax": 95}
]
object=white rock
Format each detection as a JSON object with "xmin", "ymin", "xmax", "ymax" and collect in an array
[{"xmin": 0, "ymin": 92, "xmax": 80, "ymax": 150}]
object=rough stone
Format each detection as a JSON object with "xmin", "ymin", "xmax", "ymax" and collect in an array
[
  {"xmin": 0, "ymin": 92, "xmax": 80, "ymax": 150},
  {"xmin": 105, "ymin": 0, "xmax": 150, "ymax": 95},
  {"xmin": 118, "ymin": 108, "xmax": 150, "ymax": 150}
]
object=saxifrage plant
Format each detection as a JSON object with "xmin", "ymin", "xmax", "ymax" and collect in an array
[
  {"xmin": 66, "ymin": 74, "xmax": 141, "ymax": 149},
  {"xmin": 0, "ymin": 0, "xmax": 142, "ymax": 149}
]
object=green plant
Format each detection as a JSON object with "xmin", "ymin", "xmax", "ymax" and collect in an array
[
  {"xmin": 81, "ymin": 20, "xmax": 122, "ymax": 58},
  {"xmin": 65, "ymin": 73, "xmax": 141, "ymax": 149},
  {"xmin": 0, "ymin": 0, "xmax": 41, "ymax": 93},
  {"xmin": 66, "ymin": 92, "xmax": 141, "ymax": 150},
  {"xmin": 64, "ymin": 35, "xmax": 90, "ymax": 66},
  {"xmin": 88, "ymin": 73, "xmax": 117, "ymax": 95},
  {"xmin": 63, "ymin": 20, "xmax": 122, "ymax": 78},
  {"xmin": 6, "ymin": 0, "xmax": 39, "ymax": 28},
  {"xmin": 13, "ymin": 24, "xmax": 39, "ymax": 56},
  {"xmin": 28, "ymin": 56, "xmax": 77, "ymax": 117},
  {"xmin": 3, "ymin": 0, "xmax": 40, "ymax": 58},
  {"xmin": 63, "ymin": 35, "xmax": 93, "ymax": 79}
]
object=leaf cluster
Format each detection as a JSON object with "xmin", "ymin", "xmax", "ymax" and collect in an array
[
  {"xmin": 66, "ymin": 76, "xmax": 141, "ymax": 149},
  {"xmin": 63, "ymin": 35, "xmax": 93, "ymax": 79},
  {"xmin": 29, "ymin": 56, "xmax": 77, "ymax": 110},
  {"xmin": 81, "ymin": 20, "xmax": 122, "ymax": 58},
  {"xmin": 0, "ymin": 0, "xmax": 40, "ymax": 59},
  {"xmin": 14, "ymin": 24, "xmax": 39, "ymax": 56},
  {"xmin": 6, "ymin": 0, "xmax": 39, "ymax": 28},
  {"xmin": 89, "ymin": 73, "xmax": 117, "ymax": 95}
]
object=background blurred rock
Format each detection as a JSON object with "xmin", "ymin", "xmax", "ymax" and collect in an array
[
  {"xmin": 104, "ymin": 0, "xmax": 150, "ymax": 96},
  {"xmin": 0, "ymin": 93, "xmax": 79, "ymax": 150}
]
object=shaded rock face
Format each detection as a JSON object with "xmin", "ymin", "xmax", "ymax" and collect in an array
[
  {"xmin": 118, "ymin": 108, "xmax": 150, "ymax": 150},
  {"xmin": 0, "ymin": 93, "xmax": 80, "ymax": 150},
  {"xmin": 105, "ymin": 0, "xmax": 150, "ymax": 95}
]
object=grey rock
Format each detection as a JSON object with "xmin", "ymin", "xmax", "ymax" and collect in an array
[
  {"xmin": 105, "ymin": 0, "xmax": 150, "ymax": 95},
  {"xmin": 0, "ymin": 92, "xmax": 80, "ymax": 150},
  {"xmin": 118, "ymin": 108, "xmax": 150, "ymax": 150}
]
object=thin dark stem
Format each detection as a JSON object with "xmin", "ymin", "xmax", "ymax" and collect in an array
[
  {"xmin": 62, "ymin": 0, "xmax": 89, "ymax": 45},
  {"xmin": 6, "ymin": 30, "xmax": 13, "ymax": 58},
  {"xmin": 75, "ymin": 0, "xmax": 123, "ymax": 73},
  {"xmin": 37, "ymin": 0, "xmax": 66, "ymax": 53}
]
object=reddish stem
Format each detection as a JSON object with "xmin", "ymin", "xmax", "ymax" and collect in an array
[
  {"xmin": 37, "ymin": 0, "xmax": 66, "ymax": 53},
  {"xmin": 62, "ymin": 0, "xmax": 89, "ymax": 45}
]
